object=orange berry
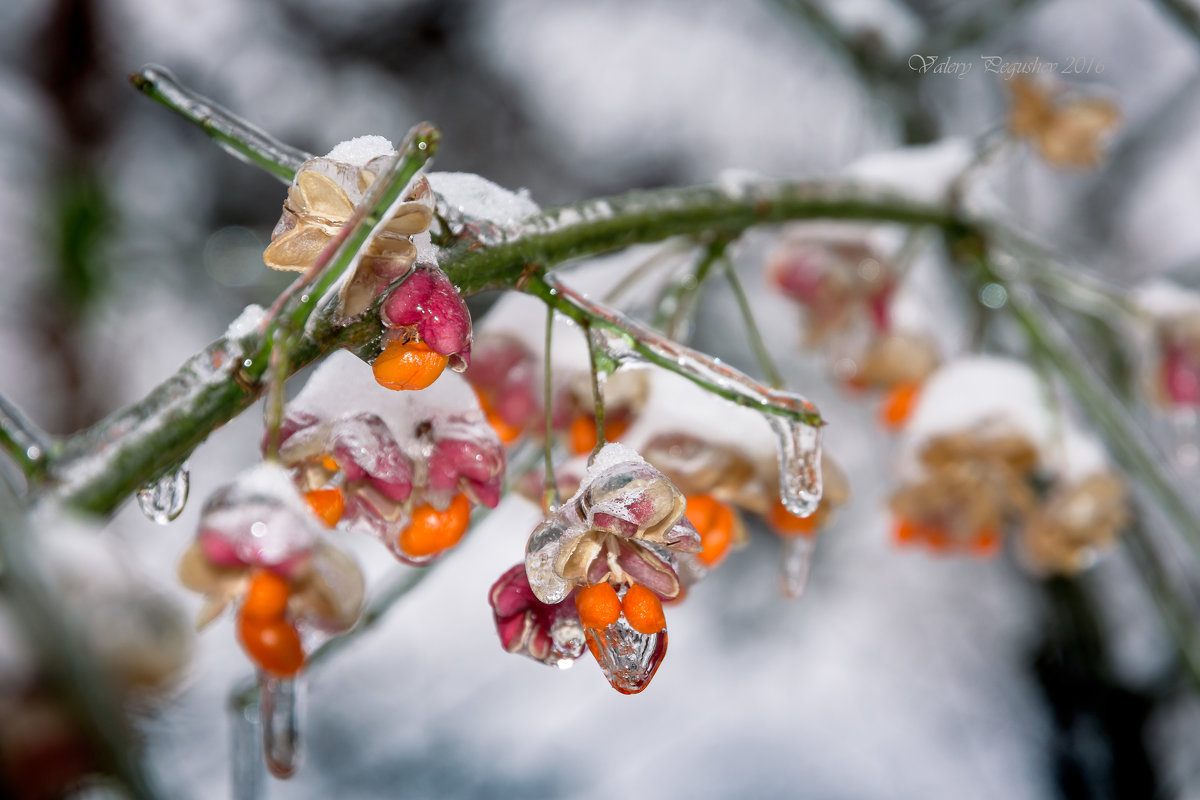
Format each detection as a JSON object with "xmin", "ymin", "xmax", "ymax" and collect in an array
[
  {"xmin": 767, "ymin": 502, "xmax": 818, "ymax": 538},
  {"xmin": 475, "ymin": 389, "xmax": 524, "ymax": 444},
  {"xmin": 686, "ymin": 495, "xmax": 735, "ymax": 567},
  {"xmin": 304, "ymin": 487, "xmax": 345, "ymax": 527},
  {"xmin": 399, "ymin": 494, "xmax": 471, "ymax": 557},
  {"xmin": 238, "ymin": 615, "xmax": 304, "ymax": 677},
  {"xmin": 605, "ymin": 416, "xmax": 630, "ymax": 442},
  {"xmin": 320, "ymin": 455, "xmax": 339, "ymax": 472},
  {"xmin": 970, "ymin": 528, "xmax": 1000, "ymax": 557},
  {"xmin": 893, "ymin": 517, "xmax": 919, "ymax": 545},
  {"xmin": 621, "ymin": 584, "xmax": 667, "ymax": 635},
  {"xmin": 241, "ymin": 569, "xmax": 291, "ymax": 621},
  {"xmin": 879, "ymin": 382, "xmax": 921, "ymax": 430},
  {"xmin": 925, "ymin": 528, "xmax": 952, "ymax": 552},
  {"xmin": 372, "ymin": 339, "xmax": 448, "ymax": 391},
  {"xmin": 568, "ymin": 415, "xmax": 599, "ymax": 455},
  {"xmin": 575, "ymin": 582, "xmax": 621, "ymax": 629}
]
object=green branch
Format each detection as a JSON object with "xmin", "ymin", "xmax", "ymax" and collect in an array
[{"xmin": 35, "ymin": 70, "xmax": 974, "ymax": 514}]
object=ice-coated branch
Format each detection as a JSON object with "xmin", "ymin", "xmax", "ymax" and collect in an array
[
  {"xmin": 0, "ymin": 394, "xmax": 53, "ymax": 483},
  {"xmin": 130, "ymin": 66, "xmax": 308, "ymax": 183},
  {"xmin": 524, "ymin": 272, "xmax": 825, "ymax": 428},
  {"xmin": 33, "ymin": 70, "xmax": 981, "ymax": 514}
]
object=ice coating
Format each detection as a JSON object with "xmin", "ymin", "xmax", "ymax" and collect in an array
[
  {"xmin": 524, "ymin": 443, "xmax": 694, "ymax": 605},
  {"xmin": 136, "ymin": 461, "xmax": 190, "ymax": 525},
  {"xmin": 196, "ymin": 463, "xmax": 324, "ymax": 576},
  {"xmin": 260, "ymin": 674, "xmax": 302, "ymax": 778},
  {"xmin": 584, "ymin": 615, "xmax": 668, "ymax": 695},
  {"xmin": 769, "ymin": 418, "xmax": 823, "ymax": 518},
  {"xmin": 428, "ymin": 171, "xmax": 540, "ymax": 229},
  {"xmin": 489, "ymin": 563, "xmax": 585, "ymax": 668}
]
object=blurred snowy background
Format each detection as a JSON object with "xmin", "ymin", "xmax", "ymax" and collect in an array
[{"xmin": 2, "ymin": 0, "xmax": 1200, "ymax": 797}]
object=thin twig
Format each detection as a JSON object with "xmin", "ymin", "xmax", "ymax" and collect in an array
[
  {"xmin": 130, "ymin": 66, "xmax": 308, "ymax": 183},
  {"xmin": 542, "ymin": 306, "xmax": 560, "ymax": 511},
  {"xmin": 584, "ymin": 323, "xmax": 608, "ymax": 461},
  {"xmin": 661, "ymin": 237, "xmax": 728, "ymax": 341},
  {"xmin": 0, "ymin": 394, "xmax": 53, "ymax": 483},
  {"xmin": 723, "ymin": 259, "xmax": 785, "ymax": 390},
  {"xmin": 526, "ymin": 273, "xmax": 824, "ymax": 427}
]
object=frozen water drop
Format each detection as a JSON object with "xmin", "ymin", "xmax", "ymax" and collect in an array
[
  {"xmin": 550, "ymin": 615, "xmax": 585, "ymax": 669},
  {"xmin": 768, "ymin": 417, "xmax": 823, "ymax": 517},
  {"xmin": 260, "ymin": 674, "xmax": 303, "ymax": 779},
  {"xmin": 230, "ymin": 699, "xmax": 265, "ymax": 800},
  {"xmin": 137, "ymin": 461, "xmax": 190, "ymax": 525},
  {"xmin": 780, "ymin": 535, "xmax": 817, "ymax": 600},
  {"xmin": 584, "ymin": 617, "xmax": 667, "ymax": 694}
]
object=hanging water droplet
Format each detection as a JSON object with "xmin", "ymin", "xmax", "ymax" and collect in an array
[
  {"xmin": 780, "ymin": 535, "xmax": 817, "ymax": 600},
  {"xmin": 584, "ymin": 617, "xmax": 668, "ymax": 694},
  {"xmin": 137, "ymin": 461, "xmax": 190, "ymax": 524},
  {"xmin": 768, "ymin": 417, "xmax": 822, "ymax": 517},
  {"xmin": 260, "ymin": 674, "xmax": 302, "ymax": 779},
  {"xmin": 550, "ymin": 614, "xmax": 585, "ymax": 669},
  {"xmin": 230, "ymin": 698, "xmax": 265, "ymax": 800}
]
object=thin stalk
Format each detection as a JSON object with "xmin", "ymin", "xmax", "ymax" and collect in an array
[
  {"xmin": 542, "ymin": 306, "xmax": 559, "ymax": 511},
  {"xmin": 601, "ymin": 239, "xmax": 693, "ymax": 305},
  {"xmin": 130, "ymin": 66, "xmax": 308, "ymax": 182},
  {"xmin": 585, "ymin": 324, "xmax": 607, "ymax": 461},
  {"xmin": 525, "ymin": 272, "xmax": 824, "ymax": 428},
  {"xmin": 663, "ymin": 237, "xmax": 728, "ymax": 341},
  {"xmin": 0, "ymin": 394, "xmax": 53, "ymax": 482},
  {"xmin": 723, "ymin": 259, "xmax": 784, "ymax": 390},
  {"xmin": 1122, "ymin": 518, "xmax": 1200, "ymax": 690}
]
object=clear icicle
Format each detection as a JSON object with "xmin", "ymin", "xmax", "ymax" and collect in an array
[
  {"xmin": 260, "ymin": 674, "xmax": 303, "ymax": 779},
  {"xmin": 137, "ymin": 461, "xmax": 190, "ymax": 524},
  {"xmin": 780, "ymin": 535, "xmax": 817, "ymax": 600},
  {"xmin": 230, "ymin": 699, "xmax": 265, "ymax": 800},
  {"xmin": 584, "ymin": 616, "xmax": 668, "ymax": 694},
  {"xmin": 768, "ymin": 418, "xmax": 823, "ymax": 517}
]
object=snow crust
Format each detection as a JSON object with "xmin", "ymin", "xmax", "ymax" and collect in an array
[{"xmin": 325, "ymin": 135, "xmax": 395, "ymax": 167}]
